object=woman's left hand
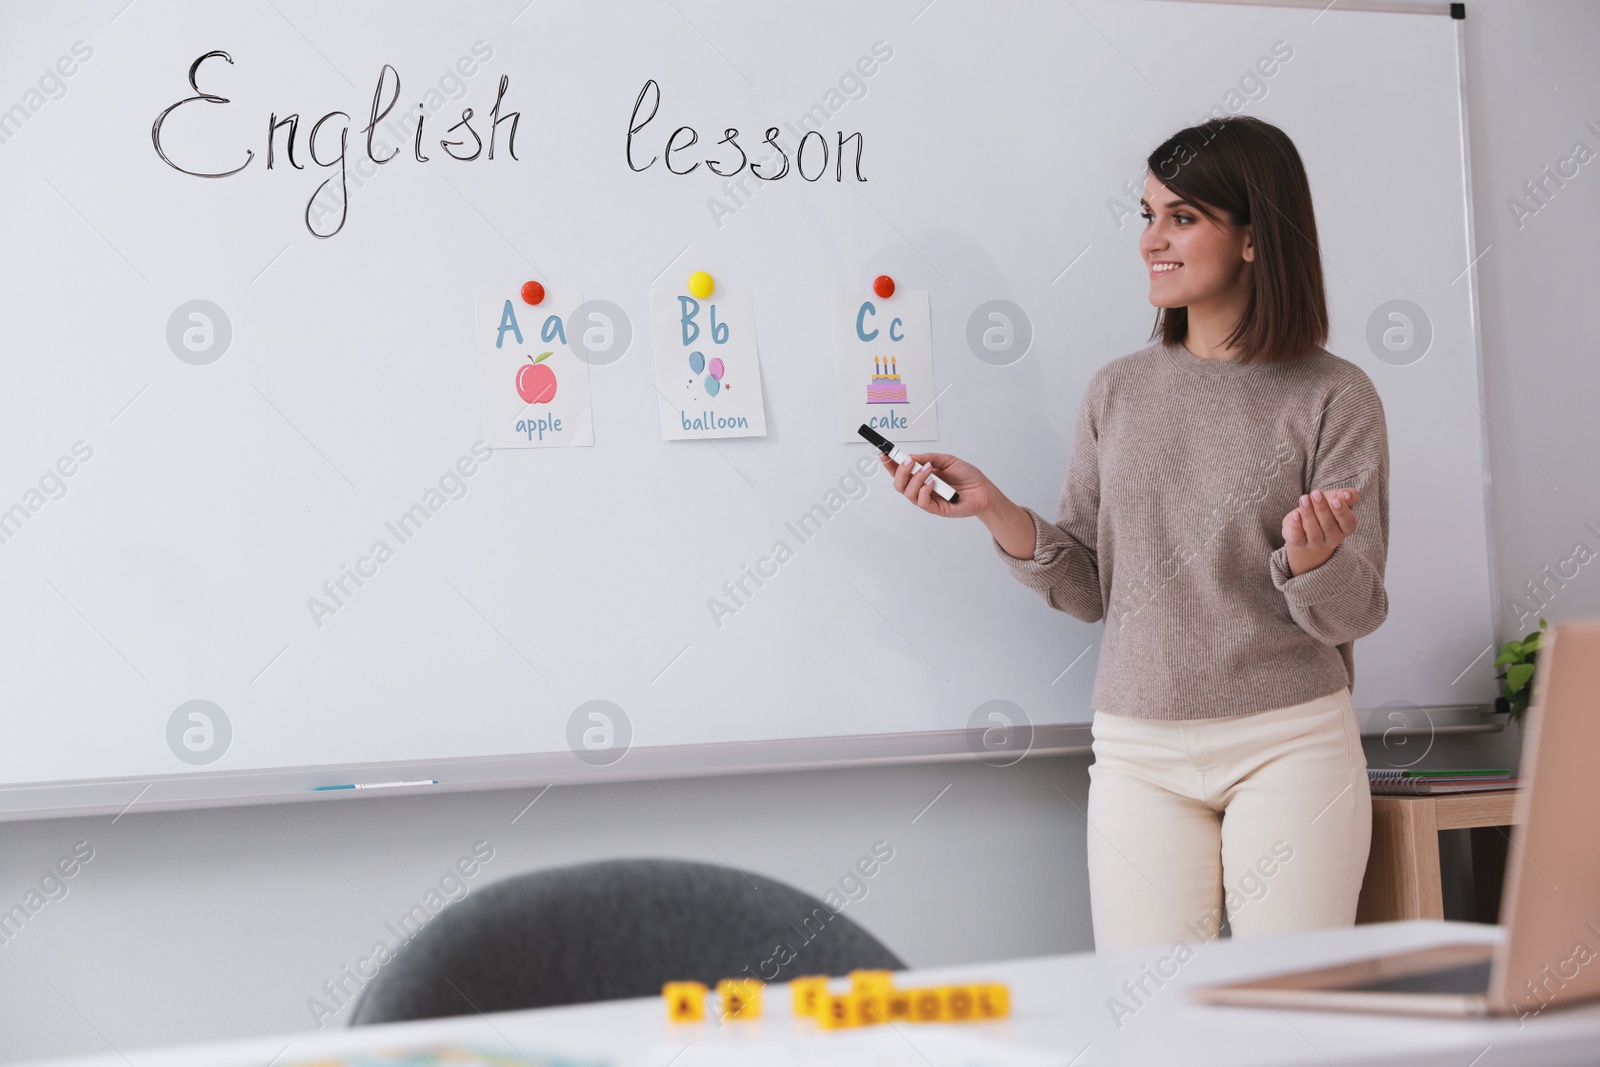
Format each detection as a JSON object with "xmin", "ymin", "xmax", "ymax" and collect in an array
[{"xmin": 1282, "ymin": 488, "xmax": 1359, "ymax": 576}]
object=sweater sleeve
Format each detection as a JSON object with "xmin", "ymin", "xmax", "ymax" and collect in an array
[
  {"xmin": 991, "ymin": 381, "xmax": 1104, "ymax": 623},
  {"xmin": 1269, "ymin": 375, "xmax": 1390, "ymax": 645}
]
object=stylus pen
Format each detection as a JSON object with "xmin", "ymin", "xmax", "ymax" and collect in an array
[{"xmin": 858, "ymin": 424, "xmax": 959, "ymax": 503}]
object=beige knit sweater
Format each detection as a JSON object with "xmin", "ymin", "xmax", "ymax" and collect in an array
[{"xmin": 994, "ymin": 340, "xmax": 1389, "ymax": 720}]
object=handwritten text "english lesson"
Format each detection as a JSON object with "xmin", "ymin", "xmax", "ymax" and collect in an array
[{"xmin": 152, "ymin": 49, "xmax": 516, "ymax": 239}]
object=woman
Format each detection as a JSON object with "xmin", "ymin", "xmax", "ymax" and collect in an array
[{"xmin": 883, "ymin": 116, "xmax": 1387, "ymax": 951}]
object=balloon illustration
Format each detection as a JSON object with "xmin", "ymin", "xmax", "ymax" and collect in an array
[{"xmin": 688, "ymin": 350, "xmax": 726, "ymax": 396}]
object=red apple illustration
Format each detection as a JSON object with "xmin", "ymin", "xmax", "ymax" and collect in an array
[{"xmin": 516, "ymin": 351, "xmax": 557, "ymax": 404}]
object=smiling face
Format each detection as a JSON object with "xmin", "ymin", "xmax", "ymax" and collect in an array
[{"xmin": 1139, "ymin": 173, "xmax": 1254, "ymax": 312}]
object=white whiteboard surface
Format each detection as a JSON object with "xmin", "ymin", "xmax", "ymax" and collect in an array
[{"xmin": 0, "ymin": 0, "xmax": 1494, "ymax": 810}]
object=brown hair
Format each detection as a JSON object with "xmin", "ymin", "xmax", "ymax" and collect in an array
[{"xmin": 1145, "ymin": 115, "xmax": 1327, "ymax": 365}]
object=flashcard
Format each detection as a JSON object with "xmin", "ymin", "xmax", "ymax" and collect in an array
[
  {"xmin": 833, "ymin": 290, "xmax": 938, "ymax": 442},
  {"xmin": 476, "ymin": 290, "xmax": 595, "ymax": 448},
  {"xmin": 650, "ymin": 286, "xmax": 769, "ymax": 440}
]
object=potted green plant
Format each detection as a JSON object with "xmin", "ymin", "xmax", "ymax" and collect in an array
[{"xmin": 1493, "ymin": 618, "xmax": 1548, "ymax": 723}]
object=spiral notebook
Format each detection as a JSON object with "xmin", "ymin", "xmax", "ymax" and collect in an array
[{"xmin": 1367, "ymin": 768, "xmax": 1518, "ymax": 796}]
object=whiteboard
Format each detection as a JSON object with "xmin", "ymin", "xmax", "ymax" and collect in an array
[{"xmin": 0, "ymin": 0, "xmax": 1495, "ymax": 808}]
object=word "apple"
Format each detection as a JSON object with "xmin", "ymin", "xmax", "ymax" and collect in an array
[{"xmin": 516, "ymin": 415, "xmax": 562, "ymax": 441}]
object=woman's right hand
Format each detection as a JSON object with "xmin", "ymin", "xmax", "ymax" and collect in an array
[
  {"xmin": 880, "ymin": 451, "xmax": 1040, "ymax": 562},
  {"xmin": 879, "ymin": 451, "xmax": 993, "ymax": 519}
]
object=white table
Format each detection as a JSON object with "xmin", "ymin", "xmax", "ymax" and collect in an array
[{"xmin": 18, "ymin": 921, "xmax": 1600, "ymax": 1067}]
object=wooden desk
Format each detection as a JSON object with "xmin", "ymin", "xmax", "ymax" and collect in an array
[{"xmin": 1357, "ymin": 789, "xmax": 1521, "ymax": 924}]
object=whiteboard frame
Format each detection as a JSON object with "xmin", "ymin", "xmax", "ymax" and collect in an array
[
  {"xmin": 0, "ymin": 704, "xmax": 1501, "ymax": 822},
  {"xmin": 0, "ymin": 724, "xmax": 1091, "ymax": 822},
  {"xmin": 1157, "ymin": 0, "xmax": 1454, "ymax": 14},
  {"xmin": 1453, "ymin": 13, "xmax": 1507, "ymax": 654},
  {"xmin": 3, "ymin": 0, "xmax": 1492, "ymax": 821}
]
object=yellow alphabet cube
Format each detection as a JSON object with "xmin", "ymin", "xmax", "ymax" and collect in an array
[
  {"xmin": 817, "ymin": 992, "xmax": 860, "ymax": 1030},
  {"xmin": 910, "ymin": 987, "xmax": 944, "ymax": 1022},
  {"xmin": 943, "ymin": 985, "xmax": 978, "ymax": 1021},
  {"xmin": 884, "ymin": 990, "xmax": 913, "ymax": 1021},
  {"xmin": 848, "ymin": 969, "xmax": 895, "ymax": 997},
  {"xmin": 790, "ymin": 975, "xmax": 829, "ymax": 1018},
  {"xmin": 663, "ymin": 981, "xmax": 708, "ymax": 1022},
  {"xmin": 717, "ymin": 978, "xmax": 763, "ymax": 1020},
  {"xmin": 975, "ymin": 983, "xmax": 1011, "ymax": 1019},
  {"xmin": 856, "ymin": 992, "xmax": 889, "ymax": 1026}
]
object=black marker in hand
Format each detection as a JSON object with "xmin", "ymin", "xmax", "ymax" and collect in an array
[{"xmin": 859, "ymin": 425, "xmax": 960, "ymax": 503}]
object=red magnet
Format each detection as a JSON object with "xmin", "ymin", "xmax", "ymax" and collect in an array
[
  {"xmin": 872, "ymin": 275, "xmax": 895, "ymax": 299},
  {"xmin": 520, "ymin": 280, "xmax": 546, "ymax": 305}
]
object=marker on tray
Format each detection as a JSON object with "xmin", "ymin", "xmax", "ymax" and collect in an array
[
  {"xmin": 858, "ymin": 424, "xmax": 959, "ymax": 503},
  {"xmin": 313, "ymin": 779, "xmax": 439, "ymax": 792}
]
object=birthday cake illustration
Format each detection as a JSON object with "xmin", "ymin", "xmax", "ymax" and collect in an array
[{"xmin": 867, "ymin": 356, "xmax": 907, "ymax": 404}]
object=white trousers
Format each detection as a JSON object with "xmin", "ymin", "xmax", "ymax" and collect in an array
[{"xmin": 1085, "ymin": 687, "xmax": 1371, "ymax": 952}]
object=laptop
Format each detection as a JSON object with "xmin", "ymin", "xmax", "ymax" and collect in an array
[{"xmin": 1187, "ymin": 619, "xmax": 1600, "ymax": 1018}]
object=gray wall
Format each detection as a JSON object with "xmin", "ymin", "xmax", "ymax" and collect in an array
[
  {"xmin": 0, "ymin": 757, "xmax": 1091, "ymax": 1060},
  {"xmin": 4, "ymin": 0, "xmax": 1598, "ymax": 1061}
]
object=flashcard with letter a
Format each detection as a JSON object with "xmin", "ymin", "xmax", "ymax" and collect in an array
[{"xmin": 476, "ymin": 289, "xmax": 595, "ymax": 448}]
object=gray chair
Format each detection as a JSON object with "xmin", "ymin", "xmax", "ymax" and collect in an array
[{"xmin": 350, "ymin": 857, "xmax": 905, "ymax": 1024}]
